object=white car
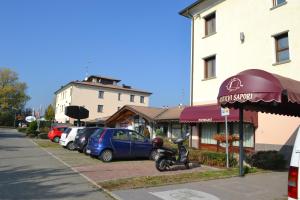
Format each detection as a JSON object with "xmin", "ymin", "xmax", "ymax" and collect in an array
[
  {"xmin": 59, "ymin": 127, "xmax": 85, "ymax": 150},
  {"xmin": 288, "ymin": 126, "xmax": 300, "ymax": 200}
]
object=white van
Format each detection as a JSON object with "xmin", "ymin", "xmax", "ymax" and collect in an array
[
  {"xmin": 288, "ymin": 127, "xmax": 300, "ymax": 200},
  {"xmin": 59, "ymin": 127, "xmax": 85, "ymax": 150}
]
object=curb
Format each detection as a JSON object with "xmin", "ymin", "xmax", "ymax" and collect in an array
[{"xmin": 30, "ymin": 139, "xmax": 123, "ymax": 200}]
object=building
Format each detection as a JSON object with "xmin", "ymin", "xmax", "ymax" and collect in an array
[
  {"xmin": 180, "ymin": 0, "xmax": 300, "ymax": 153},
  {"xmin": 54, "ymin": 75, "xmax": 152, "ymax": 124},
  {"xmin": 105, "ymin": 105, "xmax": 189, "ymax": 139}
]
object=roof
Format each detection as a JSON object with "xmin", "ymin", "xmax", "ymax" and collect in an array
[
  {"xmin": 54, "ymin": 81, "xmax": 152, "ymax": 95},
  {"xmin": 179, "ymin": 0, "xmax": 204, "ymax": 18},
  {"xmin": 180, "ymin": 104, "xmax": 258, "ymax": 127},
  {"xmin": 106, "ymin": 105, "xmax": 188, "ymax": 125},
  {"xmin": 87, "ymin": 75, "xmax": 121, "ymax": 82},
  {"xmin": 155, "ymin": 106, "xmax": 186, "ymax": 121},
  {"xmin": 105, "ymin": 105, "xmax": 165, "ymax": 124},
  {"xmin": 218, "ymin": 69, "xmax": 300, "ymax": 117},
  {"xmin": 86, "ymin": 116, "xmax": 110, "ymax": 124}
]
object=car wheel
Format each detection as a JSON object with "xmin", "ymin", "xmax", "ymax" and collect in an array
[
  {"xmin": 67, "ymin": 142, "xmax": 75, "ymax": 150},
  {"xmin": 100, "ymin": 149, "xmax": 113, "ymax": 162},
  {"xmin": 83, "ymin": 145, "xmax": 88, "ymax": 155},
  {"xmin": 155, "ymin": 158, "xmax": 167, "ymax": 171},
  {"xmin": 53, "ymin": 137, "xmax": 60, "ymax": 143},
  {"xmin": 149, "ymin": 149, "xmax": 157, "ymax": 160}
]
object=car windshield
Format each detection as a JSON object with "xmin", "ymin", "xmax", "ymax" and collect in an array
[
  {"xmin": 65, "ymin": 128, "xmax": 72, "ymax": 134},
  {"xmin": 91, "ymin": 128, "xmax": 105, "ymax": 139},
  {"xmin": 78, "ymin": 127, "xmax": 101, "ymax": 137}
]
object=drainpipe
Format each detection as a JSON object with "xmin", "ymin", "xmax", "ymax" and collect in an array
[{"xmin": 187, "ymin": 11, "xmax": 194, "ymax": 107}]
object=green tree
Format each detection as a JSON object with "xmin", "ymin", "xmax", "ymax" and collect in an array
[
  {"xmin": 45, "ymin": 104, "xmax": 55, "ymax": 121},
  {"xmin": 0, "ymin": 68, "xmax": 30, "ymax": 126},
  {"xmin": 0, "ymin": 68, "xmax": 30, "ymax": 110}
]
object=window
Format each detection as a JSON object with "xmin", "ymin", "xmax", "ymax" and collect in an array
[
  {"xmin": 204, "ymin": 55, "xmax": 216, "ymax": 79},
  {"xmin": 140, "ymin": 96, "xmax": 144, "ymax": 103},
  {"xmin": 112, "ymin": 130, "xmax": 129, "ymax": 141},
  {"xmin": 273, "ymin": 0, "xmax": 286, "ymax": 7},
  {"xmin": 97, "ymin": 105, "xmax": 103, "ymax": 113},
  {"xmin": 201, "ymin": 123, "xmax": 218, "ymax": 144},
  {"xmin": 274, "ymin": 32, "xmax": 289, "ymax": 62},
  {"xmin": 130, "ymin": 95, "xmax": 135, "ymax": 102},
  {"xmin": 204, "ymin": 12, "xmax": 216, "ymax": 36},
  {"xmin": 118, "ymin": 93, "xmax": 121, "ymax": 101},
  {"xmin": 98, "ymin": 91, "xmax": 104, "ymax": 99}
]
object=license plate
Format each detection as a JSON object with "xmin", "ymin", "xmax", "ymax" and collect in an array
[{"xmin": 86, "ymin": 149, "xmax": 91, "ymax": 154}]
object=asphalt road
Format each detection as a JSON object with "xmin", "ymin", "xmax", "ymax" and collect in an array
[{"xmin": 0, "ymin": 128, "xmax": 113, "ymax": 200}]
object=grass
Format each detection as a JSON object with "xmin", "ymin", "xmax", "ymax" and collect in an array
[
  {"xmin": 99, "ymin": 167, "xmax": 263, "ymax": 191},
  {"xmin": 33, "ymin": 139, "xmax": 60, "ymax": 148}
]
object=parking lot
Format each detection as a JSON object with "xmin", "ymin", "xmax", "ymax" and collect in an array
[{"xmin": 34, "ymin": 139, "xmax": 217, "ymax": 182}]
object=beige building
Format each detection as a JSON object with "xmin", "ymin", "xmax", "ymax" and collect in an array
[
  {"xmin": 180, "ymin": 0, "xmax": 300, "ymax": 153},
  {"xmin": 54, "ymin": 75, "xmax": 151, "ymax": 124}
]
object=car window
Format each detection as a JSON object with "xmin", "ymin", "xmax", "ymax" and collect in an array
[
  {"xmin": 112, "ymin": 130, "xmax": 129, "ymax": 141},
  {"xmin": 57, "ymin": 127, "xmax": 66, "ymax": 132},
  {"xmin": 65, "ymin": 128, "xmax": 72, "ymax": 134},
  {"xmin": 129, "ymin": 131, "xmax": 145, "ymax": 142}
]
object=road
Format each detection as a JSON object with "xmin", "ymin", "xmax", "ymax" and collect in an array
[{"xmin": 0, "ymin": 128, "xmax": 113, "ymax": 200}]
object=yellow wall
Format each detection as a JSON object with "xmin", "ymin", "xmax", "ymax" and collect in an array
[{"xmin": 189, "ymin": 0, "xmax": 300, "ymax": 146}]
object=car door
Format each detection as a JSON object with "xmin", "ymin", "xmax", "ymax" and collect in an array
[
  {"xmin": 111, "ymin": 129, "xmax": 131, "ymax": 158},
  {"xmin": 129, "ymin": 130, "xmax": 152, "ymax": 158}
]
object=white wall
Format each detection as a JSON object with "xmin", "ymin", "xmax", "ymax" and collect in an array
[{"xmin": 191, "ymin": 0, "xmax": 300, "ymax": 104}]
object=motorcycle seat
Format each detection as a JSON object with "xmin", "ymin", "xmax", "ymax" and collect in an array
[{"xmin": 158, "ymin": 147, "xmax": 177, "ymax": 154}]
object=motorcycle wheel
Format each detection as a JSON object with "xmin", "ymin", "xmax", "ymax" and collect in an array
[
  {"xmin": 185, "ymin": 162, "xmax": 190, "ymax": 169},
  {"xmin": 156, "ymin": 158, "xmax": 167, "ymax": 171}
]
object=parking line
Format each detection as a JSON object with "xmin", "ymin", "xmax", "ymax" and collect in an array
[{"xmin": 30, "ymin": 139, "xmax": 123, "ymax": 200}]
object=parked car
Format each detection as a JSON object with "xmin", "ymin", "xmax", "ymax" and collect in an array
[
  {"xmin": 74, "ymin": 127, "xmax": 103, "ymax": 153},
  {"xmin": 59, "ymin": 127, "xmax": 85, "ymax": 150},
  {"xmin": 86, "ymin": 128, "xmax": 156, "ymax": 162},
  {"xmin": 288, "ymin": 126, "xmax": 300, "ymax": 200},
  {"xmin": 48, "ymin": 126, "xmax": 68, "ymax": 143}
]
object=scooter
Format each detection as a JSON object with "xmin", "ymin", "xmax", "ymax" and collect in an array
[{"xmin": 154, "ymin": 133, "xmax": 190, "ymax": 171}]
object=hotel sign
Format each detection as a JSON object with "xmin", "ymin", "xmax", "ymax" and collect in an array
[{"xmin": 219, "ymin": 93, "xmax": 254, "ymax": 103}]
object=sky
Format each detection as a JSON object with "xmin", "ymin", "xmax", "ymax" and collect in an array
[{"xmin": 0, "ymin": 0, "xmax": 195, "ymax": 111}]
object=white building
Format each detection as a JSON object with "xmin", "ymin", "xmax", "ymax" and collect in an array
[
  {"xmin": 180, "ymin": 0, "xmax": 300, "ymax": 153},
  {"xmin": 54, "ymin": 75, "xmax": 151, "ymax": 124}
]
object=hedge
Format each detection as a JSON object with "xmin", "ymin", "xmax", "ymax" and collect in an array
[
  {"xmin": 246, "ymin": 150, "xmax": 286, "ymax": 170},
  {"xmin": 189, "ymin": 150, "xmax": 237, "ymax": 167}
]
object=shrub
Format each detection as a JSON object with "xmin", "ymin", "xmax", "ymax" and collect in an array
[
  {"xmin": 246, "ymin": 150, "xmax": 286, "ymax": 170},
  {"xmin": 155, "ymin": 129, "xmax": 165, "ymax": 137},
  {"xmin": 26, "ymin": 121, "xmax": 38, "ymax": 136},
  {"xmin": 194, "ymin": 151, "xmax": 237, "ymax": 167},
  {"xmin": 39, "ymin": 126, "xmax": 50, "ymax": 133}
]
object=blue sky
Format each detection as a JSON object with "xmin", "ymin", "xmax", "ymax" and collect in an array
[{"xmin": 0, "ymin": 0, "xmax": 195, "ymax": 110}]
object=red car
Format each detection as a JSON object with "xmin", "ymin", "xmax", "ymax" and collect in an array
[{"xmin": 48, "ymin": 126, "xmax": 68, "ymax": 143}]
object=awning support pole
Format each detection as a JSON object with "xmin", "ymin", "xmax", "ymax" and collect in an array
[{"xmin": 239, "ymin": 106, "xmax": 244, "ymax": 176}]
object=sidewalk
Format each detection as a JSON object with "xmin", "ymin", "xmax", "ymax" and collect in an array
[{"xmin": 113, "ymin": 172, "xmax": 288, "ymax": 200}]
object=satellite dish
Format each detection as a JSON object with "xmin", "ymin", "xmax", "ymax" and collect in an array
[{"xmin": 25, "ymin": 116, "xmax": 36, "ymax": 122}]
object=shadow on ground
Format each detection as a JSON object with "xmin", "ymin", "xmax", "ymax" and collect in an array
[{"xmin": 0, "ymin": 165, "xmax": 101, "ymax": 200}]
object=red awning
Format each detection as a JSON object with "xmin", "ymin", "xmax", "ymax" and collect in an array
[
  {"xmin": 217, "ymin": 69, "xmax": 300, "ymax": 117},
  {"xmin": 180, "ymin": 104, "xmax": 258, "ymax": 127}
]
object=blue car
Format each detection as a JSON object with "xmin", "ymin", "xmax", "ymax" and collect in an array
[{"xmin": 86, "ymin": 128, "xmax": 156, "ymax": 162}]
